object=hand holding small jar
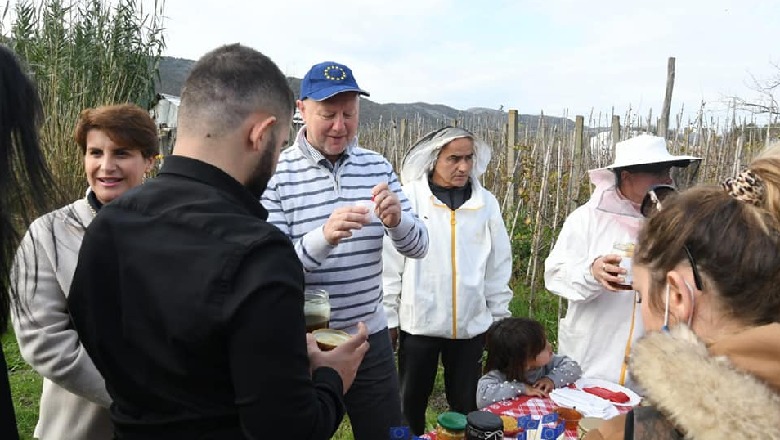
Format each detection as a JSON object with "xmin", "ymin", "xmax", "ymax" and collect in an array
[{"xmin": 591, "ymin": 242, "xmax": 634, "ymax": 291}]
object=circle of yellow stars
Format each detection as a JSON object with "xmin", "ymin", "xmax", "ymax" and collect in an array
[{"xmin": 323, "ymin": 65, "xmax": 347, "ymax": 81}]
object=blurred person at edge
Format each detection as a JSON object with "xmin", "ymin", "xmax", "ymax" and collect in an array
[
  {"xmin": 544, "ymin": 135, "xmax": 700, "ymax": 390},
  {"xmin": 382, "ymin": 126, "xmax": 512, "ymax": 435},
  {"xmin": 12, "ymin": 104, "xmax": 158, "ymax": 440},
  {"xmin": 585, "ymin": 183, "xmax": 780, "ymax": 439},
  {"xmin": 0, "ymin": 44, "xmax": 56, "ymax": 440},
  {"xmin": 68, "ymin": 45, "xmax": 368, "ymax": 439},
  {"xmin": 262, "ymin": 61, "xmax": 429, "ymax": 439}
]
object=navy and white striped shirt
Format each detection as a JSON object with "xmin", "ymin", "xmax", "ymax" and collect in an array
[{"xmin": 262, "ymin": 128, "xmax": 429, "ymax": 334}]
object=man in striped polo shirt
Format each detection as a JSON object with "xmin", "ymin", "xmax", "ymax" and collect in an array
[{"xmin": 262, "ymin": 61, "xmax": 429, "ymax": 439}]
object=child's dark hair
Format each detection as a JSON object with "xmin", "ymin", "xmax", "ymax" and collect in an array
[{"xmin": 483, "ymin": 317, "xmax": 547, "ymax": 383}]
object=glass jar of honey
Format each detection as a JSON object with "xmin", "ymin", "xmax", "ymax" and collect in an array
[
  {"xmin": 436, "ymin": 412, "xmax": 467, "ymax": 440},
  {"xmin": 611, "ymin": 241, "xmax": 636, "ymax": 288}
]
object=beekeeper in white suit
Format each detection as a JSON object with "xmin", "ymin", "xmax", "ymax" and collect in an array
[
  {"xmin": 545, "ymin": 134, "xmax": 700, "ymax": 391},
  {"xmin": 382, "ymin": 126, "xmax": 512, "ymax": 435}
]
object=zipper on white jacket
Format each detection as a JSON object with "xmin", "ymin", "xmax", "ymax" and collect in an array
[
  {"xmin": 619, "ymin": 299, "xmax": 638, "ymax": 385},
  {"xmin": 450, "ymin": 210, "xmax": 457, "ymax": 339}
]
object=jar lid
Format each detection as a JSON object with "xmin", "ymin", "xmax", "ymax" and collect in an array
[
  {"xmin": 466, "ymin": 411, "xmax": 503, "ymax": 430},
  {"xmin": 437, "ymin": 411, "xmax": 467, "ymax": 430}
]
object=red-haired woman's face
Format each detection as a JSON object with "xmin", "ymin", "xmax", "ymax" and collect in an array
[{"xmin": 84, "ymin": 129, "xmax": 153, "ymax": 204}]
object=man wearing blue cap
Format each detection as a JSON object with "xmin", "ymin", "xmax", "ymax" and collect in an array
[{"xmin": 262, "ymin": 61, "xmax": 429, "ymax": 438}]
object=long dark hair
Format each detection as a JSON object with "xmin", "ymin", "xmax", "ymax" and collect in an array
[
  {"xmin": 0, "ymin": 45, "xmax": 54, "ymax": 334},
  {"xmin": 483, "ymin": 317, "xmax": 547, "ymax": 383}
]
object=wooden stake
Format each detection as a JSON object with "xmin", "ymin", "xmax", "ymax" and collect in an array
[{"xmin": 659, "ymin": 57, "xmax": 676, "ymax": 139}]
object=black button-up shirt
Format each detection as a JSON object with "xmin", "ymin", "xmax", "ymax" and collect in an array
[{"xmin": 69, "ymin": 156, "xmax": 344, "ymax": 439}]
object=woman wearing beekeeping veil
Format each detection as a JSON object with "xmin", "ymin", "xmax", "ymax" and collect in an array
[
  {"xmin": 382, "ymin": 126, "xmax": 512, "ymax": 436},
  {"xmin": 544, "ymin": 135, "xmax": 700, "ymax": 391}
]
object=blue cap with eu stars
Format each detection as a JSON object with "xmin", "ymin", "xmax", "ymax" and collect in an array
[{"xmin": 300, "ymin": 61, "xmax": 370, "ymax": 101}]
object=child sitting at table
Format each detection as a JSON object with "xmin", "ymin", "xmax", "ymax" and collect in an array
[{"xmin": 476, "ymin": 317, "xmax": 581, "ymax": 409}]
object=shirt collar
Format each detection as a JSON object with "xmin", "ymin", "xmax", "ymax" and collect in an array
[
  {"xmin": 158, "ymin": 155, "xmax": 268, "ymax": 219},
  {"xmin": 297, "ymin": 126, "xmax": 356, "ymax": 164}
]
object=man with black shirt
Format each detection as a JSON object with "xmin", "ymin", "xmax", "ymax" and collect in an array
[
  {"xmin": 68, "ymin": 44, "xmax": 368, "ymax": 440},
  {"xmin": 382, "ymin": 126, "xmax": 513, "ymax": 435}
]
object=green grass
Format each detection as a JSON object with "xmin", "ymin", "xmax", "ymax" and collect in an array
[
  {"xmin": 3, "ymin": 331, "xmax": 41, "ymax": 440},
  {"xmin": 4, "ymin": 286, "xmax": 560, "ymax": 439}
]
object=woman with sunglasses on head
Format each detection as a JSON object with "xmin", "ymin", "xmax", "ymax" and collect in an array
[{"xmin": 585, "ymin": 185, "xmax": 780, "ymax": 440}]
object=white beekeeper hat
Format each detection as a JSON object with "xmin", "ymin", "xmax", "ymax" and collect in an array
[{"xmin": 601, "ymin": 134, "xmax": 700, "ymax": 170}]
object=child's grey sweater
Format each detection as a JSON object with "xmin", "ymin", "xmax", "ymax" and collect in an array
[{"xmin": 476, "ymin": 354, "xmax": 582, "ymax": 409}]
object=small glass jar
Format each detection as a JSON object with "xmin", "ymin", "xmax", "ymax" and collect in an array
[
  {"xmin": 465, "ymin": 411, "xmax": 503, "ymax": 440},
  {"xmin": 612, "ymin": 241, "xmax": 635, "ymax": 287},
  {"xmin": 303, "ymin": 289, "xmax": 330, "ymax": 332},
  {"xmin": 436, "ymin": 412, "xmax": 467, "ymax": 440}
]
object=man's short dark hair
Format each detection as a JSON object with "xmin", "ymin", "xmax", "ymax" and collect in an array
[{"xmin": 179, "ymin": 44, "xmax": 294, "ymax": 134}]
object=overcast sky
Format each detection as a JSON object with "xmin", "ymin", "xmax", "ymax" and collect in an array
[{"xmin": 113, "ymin": 0, "xmax": 780, "ymax": 124}]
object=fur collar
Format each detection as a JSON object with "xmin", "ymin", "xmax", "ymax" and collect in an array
[{"xmin": 630, "ymin": 325, "xmax": 780, "ymax": 439}]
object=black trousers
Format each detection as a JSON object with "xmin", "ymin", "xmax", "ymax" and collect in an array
[
  {"xmin": 397, "ymin": 331, "xmax": 485, "ymax": 435},
  {"xmin": 344, "ymin": 327, "xmax": 403, "ymax": 440}
]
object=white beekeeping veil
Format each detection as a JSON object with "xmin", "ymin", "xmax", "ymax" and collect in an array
[{"xmin": 400, "ymin": 126, "xmax": 492, "ymax": 185}]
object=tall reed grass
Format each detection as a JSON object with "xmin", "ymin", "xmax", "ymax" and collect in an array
[{"xmin": 1, "ymin": 0, "xmax": 165, "ymax": 209}]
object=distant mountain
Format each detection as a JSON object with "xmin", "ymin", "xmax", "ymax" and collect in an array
[
  {"xmin": 155, "ymin": 56, "xmax": 193, "ymax": 96},
  {"xmin": 156, "ymin": 56, "xmax": 572, "ymax": 130}
]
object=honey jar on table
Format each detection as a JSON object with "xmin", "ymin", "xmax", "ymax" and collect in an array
[{"xmin": 436, "ymin": 411, "xmax": 467, "ymax": 440}]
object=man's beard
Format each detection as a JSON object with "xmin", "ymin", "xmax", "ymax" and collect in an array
[{"xmin": 245, "ymin": 132, "xmax": 277, "ymax": 198}]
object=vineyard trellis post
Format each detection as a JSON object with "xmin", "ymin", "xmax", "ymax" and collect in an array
[
  {"xmin": 611, "ymin": 115, "xmax": 621, "ymax": 147},
  {"xmin": 659, "ymin": 57, "xmax": 676, "ymax": 139},
  {"xmin": 506, "ymin": 110, "xmax": 518, "ymax": 208}
]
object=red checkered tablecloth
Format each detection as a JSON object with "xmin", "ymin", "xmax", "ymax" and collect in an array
[{"xmin": 421, "ymin": 395, "xmax": 633, "ymax": 440}]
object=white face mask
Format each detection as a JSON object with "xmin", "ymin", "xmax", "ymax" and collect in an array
[{"xmin": 662, "ymin": 280, "xmax": 696, "ymax": 332}]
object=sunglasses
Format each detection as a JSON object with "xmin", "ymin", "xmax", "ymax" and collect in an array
[
  {"xmin": 639, "ymin": 185, "xmax": 704, "ymax": 292},
  {"xmin": 640, "ymin": 184, "xmax": 676, "ymax": 218}
]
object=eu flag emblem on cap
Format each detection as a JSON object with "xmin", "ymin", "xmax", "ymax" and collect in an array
[
  {"xmin": 300, "ymin": 61, "xmax": 370, "ymax": 101},
  {"xmin": 323, "ymin": 65, "xmax": 347, "ymax": 81}
]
